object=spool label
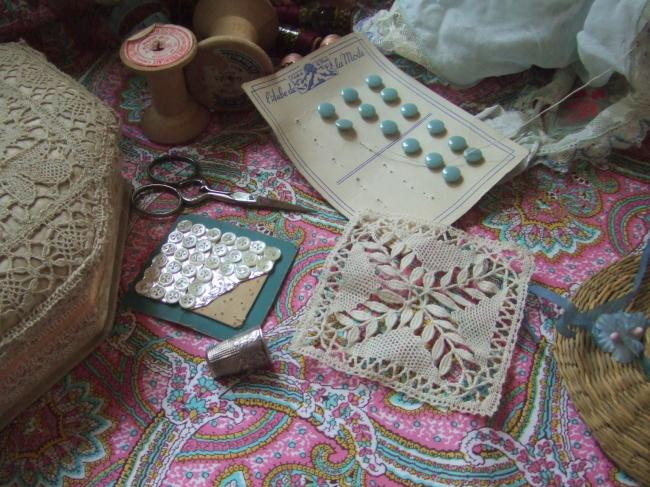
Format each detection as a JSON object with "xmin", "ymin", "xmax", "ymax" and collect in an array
[
  {"xmin": 125, "ymin": 24, "xmax": 194, "ymax": 67},
  {"xmin": 200, "ymin": 49, "xmax": 264, "ymax": 109}
]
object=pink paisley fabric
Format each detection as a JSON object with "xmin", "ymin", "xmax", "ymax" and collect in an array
[{"xmin": 1, "ymin": 50, "xmax": 649, "ymax": 487}]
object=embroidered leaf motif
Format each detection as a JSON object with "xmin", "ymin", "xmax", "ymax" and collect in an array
[
  {"xmin": 377, "ymin": 289, "xmax": 403, "ymax": 304},
  {"xmin": 409, "ymin": 309, "xmax": 424, "ymax": 331},
  {"xmin": 349, "ymin": 309, "xmax": 373, "ymax": 322},
  {"xmin": 439, "ymin": 352, "xmax": 452, "ymax": 376},
  {"xmin": 426, "ymin": 304, "xmax": 450, "ymax": 318},
  {"xmin": 365, "ymin": 300, "xmax": 390, "ymax": 313},
  {"xmin": 366, "ymin": 320, "xmax": 379, "ymax": 338}
]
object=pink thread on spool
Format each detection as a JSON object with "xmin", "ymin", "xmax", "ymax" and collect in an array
[{"xmin": 120, "ymin": 24, "xmax": 210, "ymax": 144}]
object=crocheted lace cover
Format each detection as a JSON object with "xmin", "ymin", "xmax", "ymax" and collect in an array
[
  {"xmin": 0, "ymin": 43, "xmax": 119, "ymax": 352},
  {"xmin": 292, "ymin": 212, "xmax": 534, "ymax": 416}
]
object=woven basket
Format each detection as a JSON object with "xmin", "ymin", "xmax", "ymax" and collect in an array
[{"xmin": 554, "ymin": 253, "xmax": 650, "ymax": 484}]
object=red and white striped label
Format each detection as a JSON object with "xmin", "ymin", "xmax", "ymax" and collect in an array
[{"xmin": 124, "ymin": 24, "xmax": 194, "ymax": 67}]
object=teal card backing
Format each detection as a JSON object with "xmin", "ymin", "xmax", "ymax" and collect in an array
[{"xmin": 123, "ymin": 215, "xmax": 298, "ymax": 340}]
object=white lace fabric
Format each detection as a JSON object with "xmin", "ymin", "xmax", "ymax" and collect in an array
[{"xmin": 292, "ymin": 212, "xmax": 534, "ymax": 416}]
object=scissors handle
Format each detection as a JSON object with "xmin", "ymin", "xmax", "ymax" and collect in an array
[
  {"xmin": 131, "ymin": 183, "xmax": 183, "ymax": 217},
  {"xmin": 148, "ymin": 155, "xmax": 200, "ymax": 184}
]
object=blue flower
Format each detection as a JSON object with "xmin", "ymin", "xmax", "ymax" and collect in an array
[{"xmin": 592, "ymin": 312, "xmax": 647, "ymax": 363}]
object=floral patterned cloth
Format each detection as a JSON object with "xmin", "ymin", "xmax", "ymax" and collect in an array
[{"xmin": 1, "ymin": 44, "xmax": 650, "ymax": 487}]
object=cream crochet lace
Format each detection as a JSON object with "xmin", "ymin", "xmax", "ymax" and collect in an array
[
  {"xmin": 0, "ymin": 43, "xmax": 119, "ymax": 344},
  {"xmin": 292, "ymin": 212, "xmax": 534, "ymax": 416}
]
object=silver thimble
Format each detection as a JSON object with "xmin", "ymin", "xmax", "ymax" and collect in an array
[{"xmin": 206, "ymin": 328, "xmax": 271, "ymax": 378}]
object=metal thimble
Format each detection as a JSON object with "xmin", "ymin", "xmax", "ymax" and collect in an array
[{"xmin": 206, "ymin": 328, "xmax": 271, "ymax": 378}]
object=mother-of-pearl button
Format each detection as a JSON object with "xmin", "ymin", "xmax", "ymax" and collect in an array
[
  {"xmin": 243, "ymin": 251, "xmax": 259, "ymax": 267},
  {"xmin": 191, "ymin": 223, "xmax": 206, "ymax": 236},
  {"xmin": 427, "ymin": 119, "xmax": 445, "ymax": 135},
  {"xmin": 221, "ymin": 232, "xmax": 236, "ymax": 245},
  {"xmin": 365, "ymin": 74, "xmax": 382, "ymax": 89},
  {"xmin": 174, "ymin": 277, "xmax": 190, "ymax": 290},
  {"xmin": 189, "ymin": 252, "xmax": 205, "ymax": 265},
  {"xmin": 213, "ymin": 242, "xmax": 228, "ymax": 256},
  {"xmin": 220, "ymin": 262, "xmax": 235, "ymax": 276},
  {"xmin": 358, "ymin": 103, "xmax": 376, "ymax": 119},
  {"xmin": 464, "ymin": 147, "xmax": 483, "ymax": 164},
  {"xmin": 448, "ymin": 135, "xmax": 467, "ymax": 152},
  {"xmin": 164, "ymin": 289, "xmax": 181, "ymax": 304},
  {"xmin": 158, "ymin": 272, "xmax": 174, "ymax": 286},
  {"xmin": 181, "ymin": 235, "xmax": 196, "ymax": 248},
  {"xmin": 174, "ymin": 248, "xmax": 189, "ymax": 261},
  {"xmin": 341, "ymin": 87, "xmax": 358, "ymax": 103},
  {"xmin": 206, "ymin": 227, "xmax": 222, "ymax": 241},
  {"xmin": 205, "ymin": 256, "xmax": 221, "ymax": 269},
  {"xmin": 168, "ymin": 231, "xmax": 183, "ymax": 243},
  {"xmin": 188, "ymin": 282, "xmax": 205, "ymax": 297},
  {"xmin": 196, "ymin": 238, "xmax": 212, "ymax": 252},
  {"xmin": 135, "ymin": 280, "xmax": 151, "ymax": 295},
  {"xmin": 181, "ymin": 263, "xmax": 197, "ymax": 277},
  {"xmin": 317, "ymin": 102, "xmax": 336, "ymax": 118},
  {"xmin": 196, "ymin": 268, "xmax": 213, "ymax": 282},
  {"xmin": 380, "ymin": 120, "xmax": 398, "ymax": 136},
  {"xmin": 250, "ymin": 240, "xmax": 266, "ymax": 254},
  {"xmin": 228, "ymin": 249, "xmax": 243, "ymax": 263},
  {"xmin": 264, "ymin": 246, "xmax": 282, "ymax": 261},
  {"xmin": 143, "ymin": 266, "xmax": 161, "ymax": 281},
  {"xmin": 442, "ymin": 165, "xmax": 462, "ymax": 183},
  {"xmin": 161, "ymin": 243, "xmax": 176, "ymax": 255},
  {"xmin": 149, "ymin": 285, "xmax": 165, "ymax": 299},
  {"xmin": 401, "ymin": 138, "xmax": 421, "ymax": 155},
  {"xmin": 335, "ymin": 119, "xmax": 353, "ymax": 131},
  {"xmin": 166, "ymin": 260, "xmax": 181, "ymax": 274},
  {"xmin": 235, "ymin": 265, "xmax": 251, "ymax": 280},
  {"xmin": 400, "ymin": 103, "xmax": 418, "ymax": 118},
  {"xmin": 235, "ymin": 236, "xmax": 251, "ymax": 251},
  {"xmin": 176, "ymin": 220, "xmax": 192, "ymax": 232},
  {"xmin": 257, "ymin": 258, "xmax": 275, "ymax": 273},
  {"xmin": 380, "ymin": 87, "xmax": 398, "ymax": 102},
  {"xmin": 425, "ymin": 152, "xmax": 444, "ymax": 169},
  {"xmin": 179, "ymin": 294, "xmax": 195, "ymax": 309}
]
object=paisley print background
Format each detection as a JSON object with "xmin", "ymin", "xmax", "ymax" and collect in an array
[{"xmin": 1, "ymin": 22, "xmax": 650, "ymax": 487}]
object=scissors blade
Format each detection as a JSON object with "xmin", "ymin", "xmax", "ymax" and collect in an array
[{"xmin": 254, "ymin": 196, "xmax": 315, "ymax": 213}]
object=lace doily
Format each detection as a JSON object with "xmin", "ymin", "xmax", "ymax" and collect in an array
[{"xmin": 292, "ymin": 212, "xmax": 534, "ymax": 416}]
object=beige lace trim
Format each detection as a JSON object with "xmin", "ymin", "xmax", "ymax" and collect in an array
[
  {"xmin": 292, "ymin": 211, "xmax": 534, "ymax": 416},
  {"xmin": 0, "ymin": 42, "xmax": 120, "ymax": 344}
]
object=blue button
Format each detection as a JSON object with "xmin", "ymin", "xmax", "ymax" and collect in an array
[
  {"xmin": 341, "ymin": 87, "xmax": 359, "ymax": 103},
  {"xmin": 335, "ymin": 118, "xmax": 353, "ymax": 131},
  {"xmin": 464, "ymin": 147, "xmax": 483, "ymax": 164},
  {"xmin": 381, "ymin": 87, "xmax": 398, "ymax": 102},
  {"xmin": 427, "ymin": 119, "xmax": 445, "ymax": 135},
  {"xmin": 365, "ymin": 74, "xmax": 383, "ymax": 89},
  {"xmin": 448, "ymin": 135, "xmax": 467, "ymax": 152},
  {"xmin": 380, "ymin": 120, "xmax": 398, "ymax": 136},
  {"xmin": 400, "ymin": 103, "xmax": 419, "ymax": 118},
  {"xmin": 401, "ymin": 138, "xmax": 420, "ymax": 155},
  {"xmin": 317, "ymin": 102, "xmax": 335, "ymax": 118},
  {"xmin": 443, "ymin": 165, "xmax": 461, "ymax": 183},
  {"xmin": 358, "ymin": 103, "xmax": 376, "ymax": 119},
  {"xmin": 425, "ymin": 152, "xmax": 444, "ymax": 169}
]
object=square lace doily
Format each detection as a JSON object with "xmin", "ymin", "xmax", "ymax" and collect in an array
[{"xmin": 292, "ymin": 212, "xmax": 534, "ymax": 416}]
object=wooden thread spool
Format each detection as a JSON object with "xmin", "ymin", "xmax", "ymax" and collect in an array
[
  {"xmin": 277, "ymin": 52, "xmax": 302, "ymax": 70},
  {"xmin": 120, "ymin": 24, "xmax": 210, "ymax": 144},
  {"xmin": 186, "ymin": 0, "xmax": 278, "ymax": 111},
  {"xmin": 319, "ymin": 34, "xmax": 341, "ymax": 48}
]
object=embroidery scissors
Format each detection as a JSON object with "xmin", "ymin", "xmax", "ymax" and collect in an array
[{"xmin": 132, "ymin": 155, "xmax": 314, "ymax": 217}]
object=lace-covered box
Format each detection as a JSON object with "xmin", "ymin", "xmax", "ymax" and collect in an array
[{"xmin": 0, "ymin": 43, "xmax": 129, "ymax": 427}]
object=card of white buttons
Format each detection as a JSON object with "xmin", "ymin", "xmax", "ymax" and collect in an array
[{"xmin": 135, "ymin": 220, "xmax": 282, "ymax": 309}]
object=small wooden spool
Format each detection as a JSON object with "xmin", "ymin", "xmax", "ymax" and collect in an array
[
  {"xmin": 186, "ymin": 0, "xmax": 278, "ymax": 111},
  {"xmin": 120, "ymin": 24, "xmax": 210, "ymax": 144}
]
